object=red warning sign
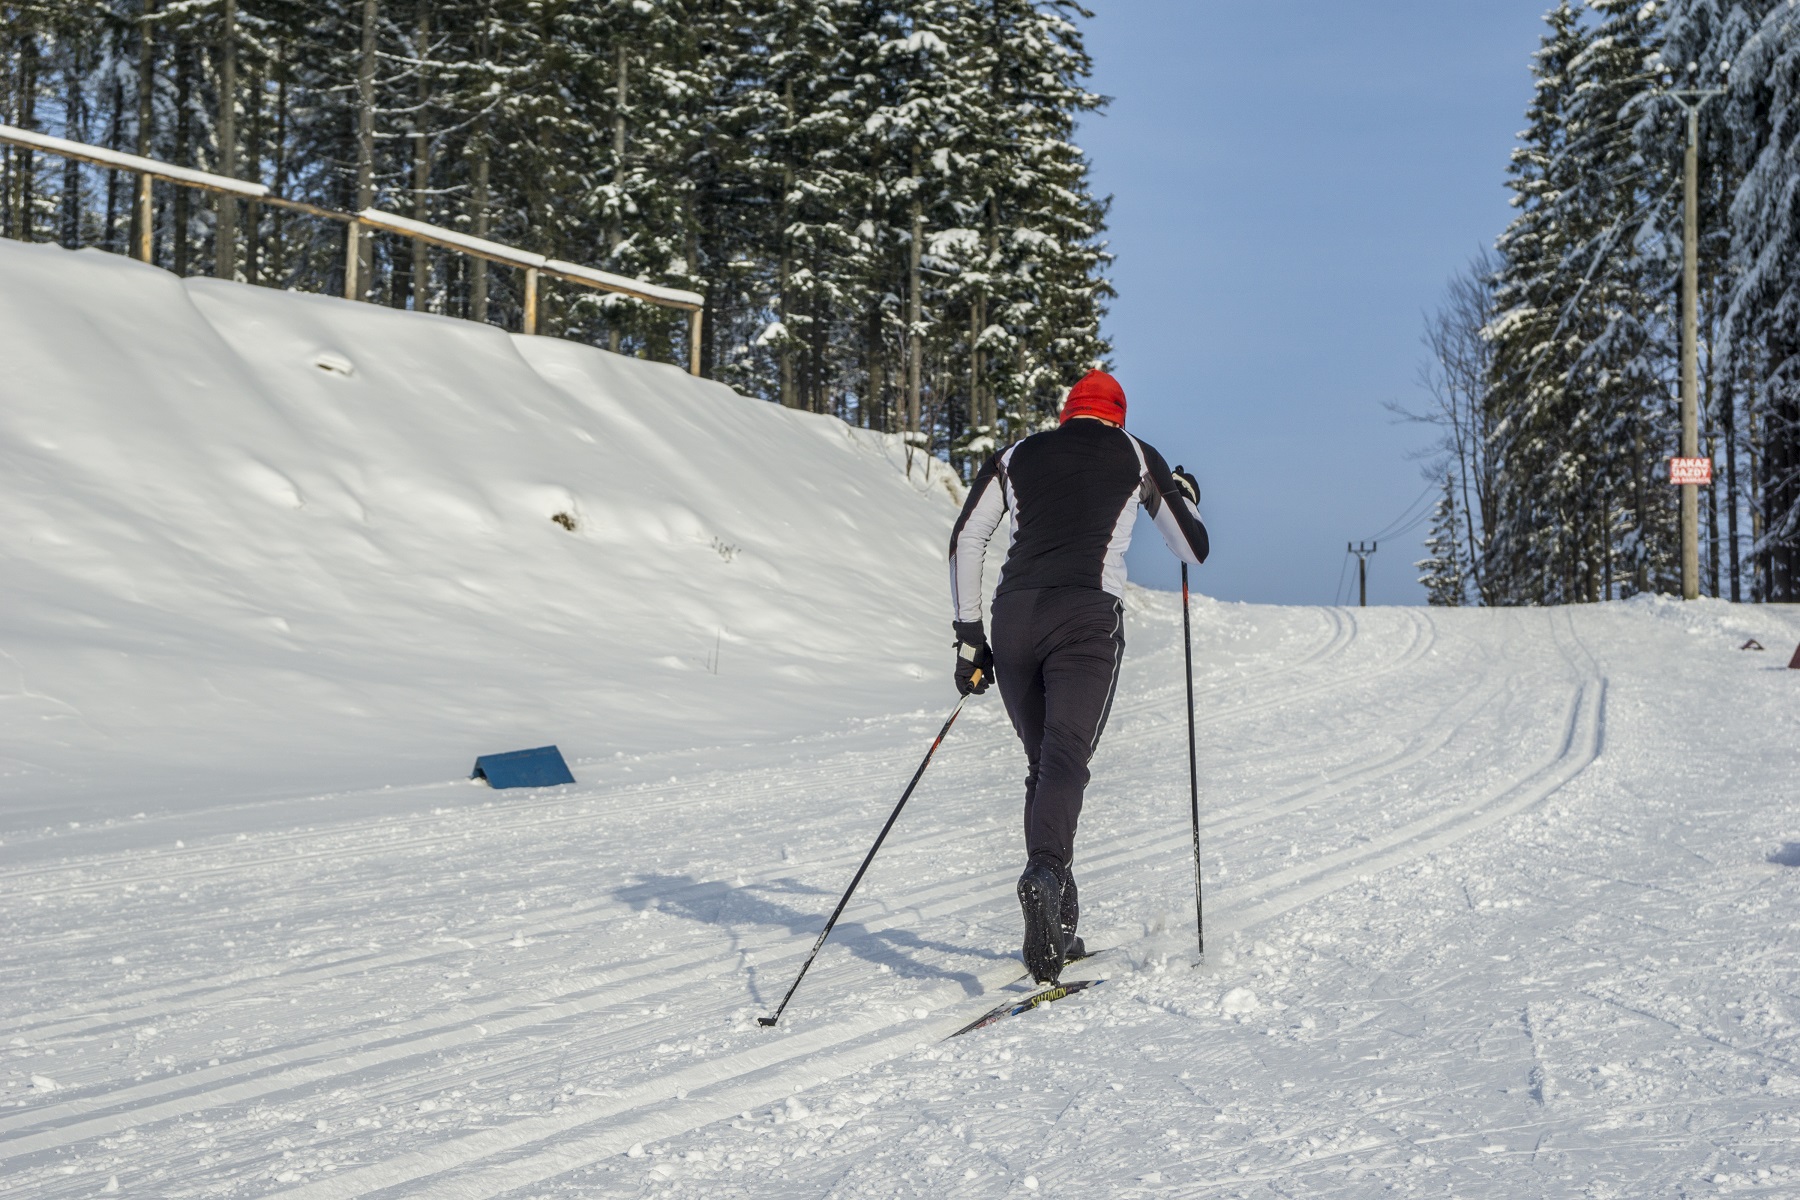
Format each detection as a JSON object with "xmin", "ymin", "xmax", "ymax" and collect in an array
[{"xmin": 1670, "ymin": 457, "xmax": 1713, "ymax": 486}]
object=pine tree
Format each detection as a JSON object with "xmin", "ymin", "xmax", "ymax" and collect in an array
[
  {"xmin": 1417, "ymin": 474, "xmax": 1468, "ymax": 606},
  {"xmin": 1486, "ymin": 2, "xmax": 1590, "ymax": 605},
  {"xmin": 1723, "ymin": 1, "xmax": 1800, "ymax": 598},
  {"xmin": 1562, "ymin": 0, "xmax": 1678, "ymax": 602}
]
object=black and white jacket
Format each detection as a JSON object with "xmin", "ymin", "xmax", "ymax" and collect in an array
[{"xmin": 949, "ymin": 419, "xmax": 1210, "ymax": 624}]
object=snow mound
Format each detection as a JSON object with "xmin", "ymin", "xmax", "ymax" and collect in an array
[
  {"xmin": 1619, "ymin": 592, "xmax": 1799, "ymax": 653},
  {"xmin": 0, "ymin": 239, "xmax": 964, "ymax": 824}
]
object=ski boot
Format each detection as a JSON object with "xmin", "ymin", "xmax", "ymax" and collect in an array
[
  {"xmin": 1056, "ymin": 862, "xmax": 1086, "ymax": 961},
  {"xmin": 1017, "ymin": 854, "xmax": 1066, "ymax": 984}
]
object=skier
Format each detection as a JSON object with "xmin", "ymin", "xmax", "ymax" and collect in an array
[{"xmin": 948, "ymin": 370, "xmax": 1208, "ymax": 983}]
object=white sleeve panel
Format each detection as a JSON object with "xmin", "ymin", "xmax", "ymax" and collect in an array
[
  {"xmin": 1149, "ymin": 495, "xmax": 1207, "ymax": 566},
  {"xmin": 1129, "ymin": 433, "xmax": 1208, "ymax": 566},
  {"xmin": 948, "ymin": 449, "xmax": 1012, "ymax": 624}
]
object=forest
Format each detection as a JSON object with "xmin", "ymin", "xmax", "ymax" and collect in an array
[
  {"xmin": 0, "ymin": 0, "xmax": 1112, "ymax": 468},
  {"xmin": 1415, "ymin": 0, "xmax": 1800, "ymax": 605}
]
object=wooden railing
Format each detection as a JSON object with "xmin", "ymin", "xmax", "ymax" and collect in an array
[{"xmin": 0, "ymin": 123, "xmax": 706, "ymax": 375}]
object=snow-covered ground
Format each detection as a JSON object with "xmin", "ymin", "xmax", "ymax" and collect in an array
[
  {"xmin": 4, "ymin": 239, "xmax": 1800, "ymax": 1198},
  {"xmin": 0, "ymin": 239, "xmax": 962, "ymax": 827}
]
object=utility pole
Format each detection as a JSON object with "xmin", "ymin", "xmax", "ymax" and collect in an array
[
  {"xmin": 1349, "ymin": 541, "xmax": 1378, "ymax": 607},
  {"xmin": 1666, "ymin": 83, "xmax": 1724, "ymax": 601}
]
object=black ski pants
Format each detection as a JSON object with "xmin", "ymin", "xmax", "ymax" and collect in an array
[{"xmin": 990, "ymin": 586, "xmax": 1125, "ymax": 868}]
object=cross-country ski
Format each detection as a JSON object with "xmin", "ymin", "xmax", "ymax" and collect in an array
[{"xmin": 951, "ymin": 978, "xmax": 1105, "ymax": 1038}]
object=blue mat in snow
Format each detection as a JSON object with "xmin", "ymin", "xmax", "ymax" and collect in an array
[{"xmin": 471, "ymin": 745, "xmax": 575, "ymax": 789}]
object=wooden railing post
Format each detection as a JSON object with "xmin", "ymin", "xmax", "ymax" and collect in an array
[
  {"xmin": 689, "ymin": 308, "xmax": 702, "ymax": 376},
  {"xmin": 343, "ymin": 218, "xmax": 360, "ymax": 300},
  {"xmin": 135, "ymin": 173, "xmax": 153, "ymax": 262},
  {"xmin": 523, "ymin": 265, "xmax": 539, "ymax": 335}
]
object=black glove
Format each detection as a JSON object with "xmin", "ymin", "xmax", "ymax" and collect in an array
[
  {"xmin": 1172, "ymin": 464, "xmax": 1201, "ymax": 506},
  {"xmin": 953, "ymin": 621, "xmax": 993, "ymax": 696}
]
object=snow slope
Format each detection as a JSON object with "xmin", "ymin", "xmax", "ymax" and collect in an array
[
  {"xmin": 3, "ymin": 595, "xmax": 1798, "ymax": 1198},
  {"xmin": 4, "ymin": 238, "xmax": 1800, "ymax": 1198},
  {"xmin": 0, "ymin": 238, "xmax": 963, "ymax": 828}
]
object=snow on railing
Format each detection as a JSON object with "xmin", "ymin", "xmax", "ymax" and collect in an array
[
  {"xmin": 0, "ymin": 124, "xmax": 706, "ymax": 375},
  {"xmin": 0, "ymin": 123, "xmax": 269, "ymax": 198}
]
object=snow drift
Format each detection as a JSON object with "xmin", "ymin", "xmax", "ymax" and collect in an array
[{"xmin": 0, "ymin": 238, "xmax": 964, "ymax": 825}]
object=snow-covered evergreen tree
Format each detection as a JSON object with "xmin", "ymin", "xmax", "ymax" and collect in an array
[
  {"xmin": 1486, "ymin": 2, "xmax": 1590, "ymax": 605},
  {"xmin": 1417, "ymin": 474, "xmax": 1468, "ymax": 606},
  {"xmin": 4, "ymin": 0, "xmax": 1114, "ymax": 439},
  {"xmin": 1724, "ymin": 0, "xmax": 1800, "ymax": 598}
]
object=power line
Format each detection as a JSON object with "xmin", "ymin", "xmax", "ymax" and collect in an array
[
  {"xmin": 1377, "ymin": 503, "xmax": 1435, "ymax": 545},
  {"xmin": 1365, "ymin": 481, "xmax": 1436, "ymax": 543},
  {"xmin": 1336, "ymin": 481, "xmax": 1440, "ymax": 606}
]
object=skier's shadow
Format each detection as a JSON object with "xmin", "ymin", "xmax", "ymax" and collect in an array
[{"xmin": 611, "ymin": 873, "xmax": 1013, "ymax": 1002}]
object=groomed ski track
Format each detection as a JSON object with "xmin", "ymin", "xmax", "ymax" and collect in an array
[{"xmin": 4, "ymin": 596, "xmax": 1799, "ymax": 1198}]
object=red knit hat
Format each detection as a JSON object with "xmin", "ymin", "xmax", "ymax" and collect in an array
[{"xmin": 1059, "ymin": 370, "xmax": 1127, "ymax": 426}]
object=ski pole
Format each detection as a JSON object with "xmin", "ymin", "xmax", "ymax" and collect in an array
[
  {"xmin": 758, "ymin": 670, "xmax": 981, "ymax": 1028},
  {"xmin": 1182, "ymin": 563, "xmax": 1204, "ymax": 960}
]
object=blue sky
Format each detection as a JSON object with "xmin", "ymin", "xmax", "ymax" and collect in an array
[{"xmin": 1088, "ymin": 1, "xmax": 1553, "ymax": 605}]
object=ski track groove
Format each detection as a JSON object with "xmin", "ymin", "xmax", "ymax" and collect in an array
[
  {"xmin": 248, "ymin": 613, "xmax": 1606, "ymax": 1200},
  {"xmin": 0, "ymin": 612, "xmax": 1392, "ymax": 1151},
  {"xmin": 0, "ymin": 680, "xmax": 1467, "ymax": 1159},
  {"xmin": 0, "ymin": 607, "xmax": 1395, "ymax": 1039},
  {"xmin": 0, "ymin": 615, "xmax": 1427, "ymax": 1155},
  {"xmin": 0, "ymin": 607, "xmax": 1621, "ymax": 1200}
]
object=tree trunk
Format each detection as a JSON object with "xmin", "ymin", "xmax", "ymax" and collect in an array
[
  {"xmin": 606, "ymin": 43, "xmax": 627, "ymax": 352},
  {"xmin": 470, "ymin": 135, "xmax": 488, "ymax": 321},
  {"xmin": 1706, "ymin": 433, "xmax": 1721, "ymax": 597},
  {"xmin": 213, "ymin": 0, "xmax": 237, "ymax": 279},
  {"xmin": 867, "ymin": 306, "xmax": 886, "ymax": 431},
  {"xmin": 1605, "ymin": 485, "xmax": 1620, "ymax": 600},
  {"xmin": 1704, "ymin": 321, "xmax": 1720, "ymax": 597},
  {"xmin": 1631, "ymin": 419, "xmax": 1648, "ymax": 595},
  {"xmin": 15, "ymin": 31, "xmax": 38, "ymax": 242},
  {"xmin": 131, "ymin": 0, "xmax": 155, "ymax": 260},
  {"xmin": 61, "ymin": 39, "xmax": 84, "ymax": 248},
  {"xmin": 1724, "ymin": 367, "xmax": 1741, "ymax": 602},
  {"xmin": 410, "ymin": 0, "xmax": 431, "ymax": 311},
  {"xmin": 103, "ymin": 69, "xmax": 123, "ymax": 251},
  {"xmin": 808, "ymin": 286, "xmax": 826, "ymax": 413},
  {"xmin": 981, "ymin": 199, "xmax": 1000, "ymax": 432},
  {"xmin": 353, "ymin": 0, "xmax": 378, "ymax": 299},
  {"xmin": 173, "ymin": 41, "xmax": 190, "ymax": 275},
  {"xmin": 778, "ymin": 249, "xmax": 794, "ymax": 406},
  {"xmin": 244, "ymin": 58, "xmax": 263, "ymax": 285},
  {"xmin": 777, "ymin": 78, "xmax": 794, "ymax": 405},
  {"xmin": 271, "ymin": 49, "xmax": 288, "ymax": 283},
  {"xmin": 906, "ymin": 147, "xmax": 922, "ymax": 436},
  {"xmin": 1748, "ymin": 373, "xmax": 1764, "ymax": 601}
]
